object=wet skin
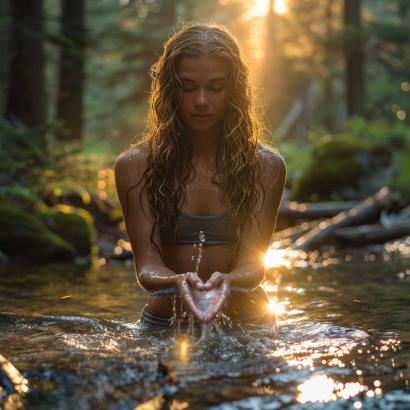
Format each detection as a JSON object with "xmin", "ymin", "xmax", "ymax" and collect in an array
[{"xmin": 114, "ymin": 55, "xmax": 286, "ymax": 323}]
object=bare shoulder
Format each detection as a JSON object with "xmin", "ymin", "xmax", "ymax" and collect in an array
[
  {"xmin": 114, "ymin": 143, "xmax": 149, "ymax": 184},
  {"xmin": 257, "ymin": 144, "xmax": 287, "ymax": 189},
  {"xmin": 115, "ymin": 142, "xmax": 148, "ymax": 170}
]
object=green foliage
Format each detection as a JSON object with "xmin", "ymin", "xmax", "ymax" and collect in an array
[
  {"xmin": 277, "ymin": 140, "xmax": 310, "ymax": 187},
  {"xmin": 343, "ymin": 116, "xmax": 410, "ymax": 144},
  {"xmin": 0, "ymin": 123, "xmax": 48, "ymax": 184}
]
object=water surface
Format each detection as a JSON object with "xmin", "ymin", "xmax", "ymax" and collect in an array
[{"xmin": 1, "ymin": 246, "xmax": 410, "ymax": 409}]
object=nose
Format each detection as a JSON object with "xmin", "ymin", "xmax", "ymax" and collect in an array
[{"xmin": 194, "ymin": 88, "xmax": 209, "ymax": 107}]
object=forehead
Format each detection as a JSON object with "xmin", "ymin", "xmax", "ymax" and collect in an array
[{"xmin": 177, "ymin": 55, "xmax": 229, "ymax": 80}]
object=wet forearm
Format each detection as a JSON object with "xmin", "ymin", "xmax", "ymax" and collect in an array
[
  {"xmin": 137, "ymin": 265, "xmax": 183, "ymax": 291},
  {"xmin": 226, "ymin": 262, "xmax": 264, "ymax": 289}
]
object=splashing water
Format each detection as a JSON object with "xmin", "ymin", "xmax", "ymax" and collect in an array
[
  {"xmin": 194, "ymin": 230, "xmax": 206, "ymax": 274},
  {"xmin": 179, "ymin": 230, "xmax": 214, "ymax": 343},
  {"xmin": 1, "ymin": 250, "xmax": 410, "ymax": 408}
]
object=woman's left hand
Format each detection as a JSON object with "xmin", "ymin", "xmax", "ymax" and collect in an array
[{"xmin": 200, "ymin": 272, "xmax": 231, "ymax": 322}]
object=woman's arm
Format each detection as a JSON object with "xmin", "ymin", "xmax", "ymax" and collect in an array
[
  {"xmin": 114, "ymin": 147, "xmax": 202, "ymax": 292},
  {"xmin": 203, "ymin": 148, "xmax": 287, "ymax": 291},
  {"xmin": 115, "ymin": 147, "xmax": 212, "ymax": 320}
]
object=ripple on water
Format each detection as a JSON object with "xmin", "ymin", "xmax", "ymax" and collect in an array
[{"xmin": 1, "ymin": 253, "xmax": 410, "ymax": 408}]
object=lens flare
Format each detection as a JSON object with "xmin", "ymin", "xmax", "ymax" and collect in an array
[
  {"xmin": 274, "ymin": 0, "xmax": 287, "ymax": 14},
  {"xmin": 176, "ymin": 336, "xmax": 190, "ymax": 362},
  {"xmin": 264, "ymin": 249, "xmax": 290, "ymax": 268},
  {"xmin": 267, "ymin": 298, "xmax": 286, "ymax": 315}
]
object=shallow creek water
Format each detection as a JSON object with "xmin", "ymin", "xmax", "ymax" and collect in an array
[{"xmin": 1, "ymin": 245, "xmax": 410, "ymax": 409}]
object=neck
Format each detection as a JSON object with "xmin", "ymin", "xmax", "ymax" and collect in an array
[{"xmin": 188, "ymin": 129, "xmax": 221, "ymax": 161}]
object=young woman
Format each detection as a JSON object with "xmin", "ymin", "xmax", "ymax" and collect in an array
[{"xmin": 114, "ymin": 23, "xmax": 286, "ymax": 330}]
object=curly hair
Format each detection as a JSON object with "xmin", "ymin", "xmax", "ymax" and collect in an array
[{"xmin": 130, "ymin": 23, "xmax": 265, "ymax": 266}]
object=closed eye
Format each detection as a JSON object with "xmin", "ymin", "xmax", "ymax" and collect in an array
[
  {"xmin": 181, "ymin": 86, "xmax": 195, "ymax": 92},
  {"xmin": 209, "ymin": 86, "xmax": 225, "ymax": 92}
]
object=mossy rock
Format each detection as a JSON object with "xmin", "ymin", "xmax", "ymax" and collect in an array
[
  {"xmin": 389, "ymin": 145, "xmax": 410, "ymax": 202},
  {"xmin": 291, "ymin": 136, "xmax": 394, "ymax": 201},
  {"xmin": 0, "ymin": 202, "xmax": 76, "ymax": 262},
  {"xmin": 42, "ymin": 204, "xmax": 95, "ymax": 257},
  {"xmin": 0, "ymin": 185, "xmax": 41, "ymax": 214}
]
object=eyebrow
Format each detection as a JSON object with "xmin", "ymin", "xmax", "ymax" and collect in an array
[{"xmin": 179, "ymin": 77, "xmax": 227, "ymax": 83}]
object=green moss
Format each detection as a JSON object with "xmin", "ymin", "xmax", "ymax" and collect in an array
[
  {"xmin": 291, "ymin": 136, "xmax": 394, "ymax": 201},
  {"xmin": 0, "ymin": 202, "xmax": 76, "ymax": 262},
  {"xmin": 390, "ymin": 146, "xmax": 410, "ymax": 202},
  {"xmin": 42, "ymin": 204, "xmax": 95, "ymax": 257},
  {"xmin": 0, "ymin": 185, "xmax": 40, "ymax": 213}
]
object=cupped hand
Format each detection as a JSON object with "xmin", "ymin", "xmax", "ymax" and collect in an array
[
  {"xmin": 198, "ymin": 272, "xmax": 231, "ymax": 323},
  {"xmin": 175, "ymin": 272, "xmax": 205, "ymax": 321},
  {"xmin": 176, "ymin": 272, "xmax": 231, "ymax": 323},
  {"xmin": 202, "ymin": 271, "xmax": 230, "ymax": 291}
]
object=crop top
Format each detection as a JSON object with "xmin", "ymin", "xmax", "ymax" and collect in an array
[{"xmin": 160, "ymin": 210, "xmax": 237, "ymax": 247}]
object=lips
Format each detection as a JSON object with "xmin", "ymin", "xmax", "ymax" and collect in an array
[{"xmin": 192, "ymin": 114, "xmax": 212, "ymax": 120}]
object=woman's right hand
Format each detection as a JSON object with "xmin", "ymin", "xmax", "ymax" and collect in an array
[{"xmin": 175, "ymin": 272, "xmax": 205, "ymax": 321}]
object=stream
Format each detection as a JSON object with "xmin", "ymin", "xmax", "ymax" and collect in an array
[{"xmin": 1, "ymin": 242, "xmax": 410, "ymax": 409}]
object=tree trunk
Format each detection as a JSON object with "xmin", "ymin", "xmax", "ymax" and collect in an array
[
  {"xmin": 344, "ymin": 0, "xmax": 365, "ymax": 117},
  {"xmin": 56, "ymin": 0, "xmax": 86, "ymax": 142},
  {"xmin": 334, "ymin": 224, "xmax": 410, "ymax": 247},
  {"xmin": 323, "ymin": 0, "xmax": 336, "ymax": 130},
  {"xmin": 0, "ymin": 0, "xmax": 10, "ymax": 117},
  {"xmin": 398, "ymin": 0, "xmax": 409, "ymax": 27},
  {"xmin": 5, "ymin": 0, "xmax": 46, "ymax": 128}
]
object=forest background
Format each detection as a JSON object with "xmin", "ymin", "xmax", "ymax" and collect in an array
[{"xmin": 0, "ymin": 0, "xmax": 409, "ymax": 265}]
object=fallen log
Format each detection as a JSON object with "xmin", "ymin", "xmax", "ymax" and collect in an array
[
  {"xmin": 380, "ymin": 205, "xmax": 410, "ymax": 228},
  {"xmin": 279, "ymin": 200, "xmax": 359, "ymax": 222},
  {"xmin": 291, "ymin": 187, "xmax": 400, "ymax": 251},
  {"xmin": 273, "ymin": 219, "xmax": 322, "ymax": 248},
  {"xmin": 334, "ymin": 224, "xmax": 410, "ymax": 246}
]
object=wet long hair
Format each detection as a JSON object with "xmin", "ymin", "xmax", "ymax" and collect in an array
[{"xmin": 128, "ymin": 23, "xmax": 265, "ymax": 265}]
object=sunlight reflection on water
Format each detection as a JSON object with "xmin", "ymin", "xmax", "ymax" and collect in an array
[
  {"xmin": 1, "ymin": 239, "xmax": 410, "ymax": 408},
  {"xmin": 297, "ymin": 375, "xmax": 366, "ymax": 403}
]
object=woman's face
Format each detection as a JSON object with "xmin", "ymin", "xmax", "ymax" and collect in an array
[{"xmin": 176, "ymin": 55, "xmax": 230, "ymax": 137}]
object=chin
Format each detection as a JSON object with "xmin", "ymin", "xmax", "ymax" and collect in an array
[{"xmin": 189, "ymin": 122, "xmax": 221, "ymax": 133}]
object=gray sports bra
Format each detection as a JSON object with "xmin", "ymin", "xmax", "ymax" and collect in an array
[{"xmin": 160, "ymin": 210, "xmax": 237, "ymax": 247}]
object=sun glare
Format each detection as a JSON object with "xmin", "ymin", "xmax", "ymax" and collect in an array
[
  {"xmin": 298, "ymin": 375, "xmax": 337, "ymax": 403},
  {"xmin": 252, "ymin": 0, "xmax": 270, "ymax": 16},
  {"xmin": 251, "ymin": 0, "xmax": 287, "ymax": 17},
  {"xmin": 264, "ymin": 248, "xmax": 290, "ymax": 268},
  {"xmin": 298, "ymin": 375, "xmax": 365, "ymax": 403},
  {"xmin": 267, "ymin": 298, "xmax": 287, "ymax": 315},
  {"xmin": 274, "ymin": 0, "xmax": 287, "ymax": 14}
]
